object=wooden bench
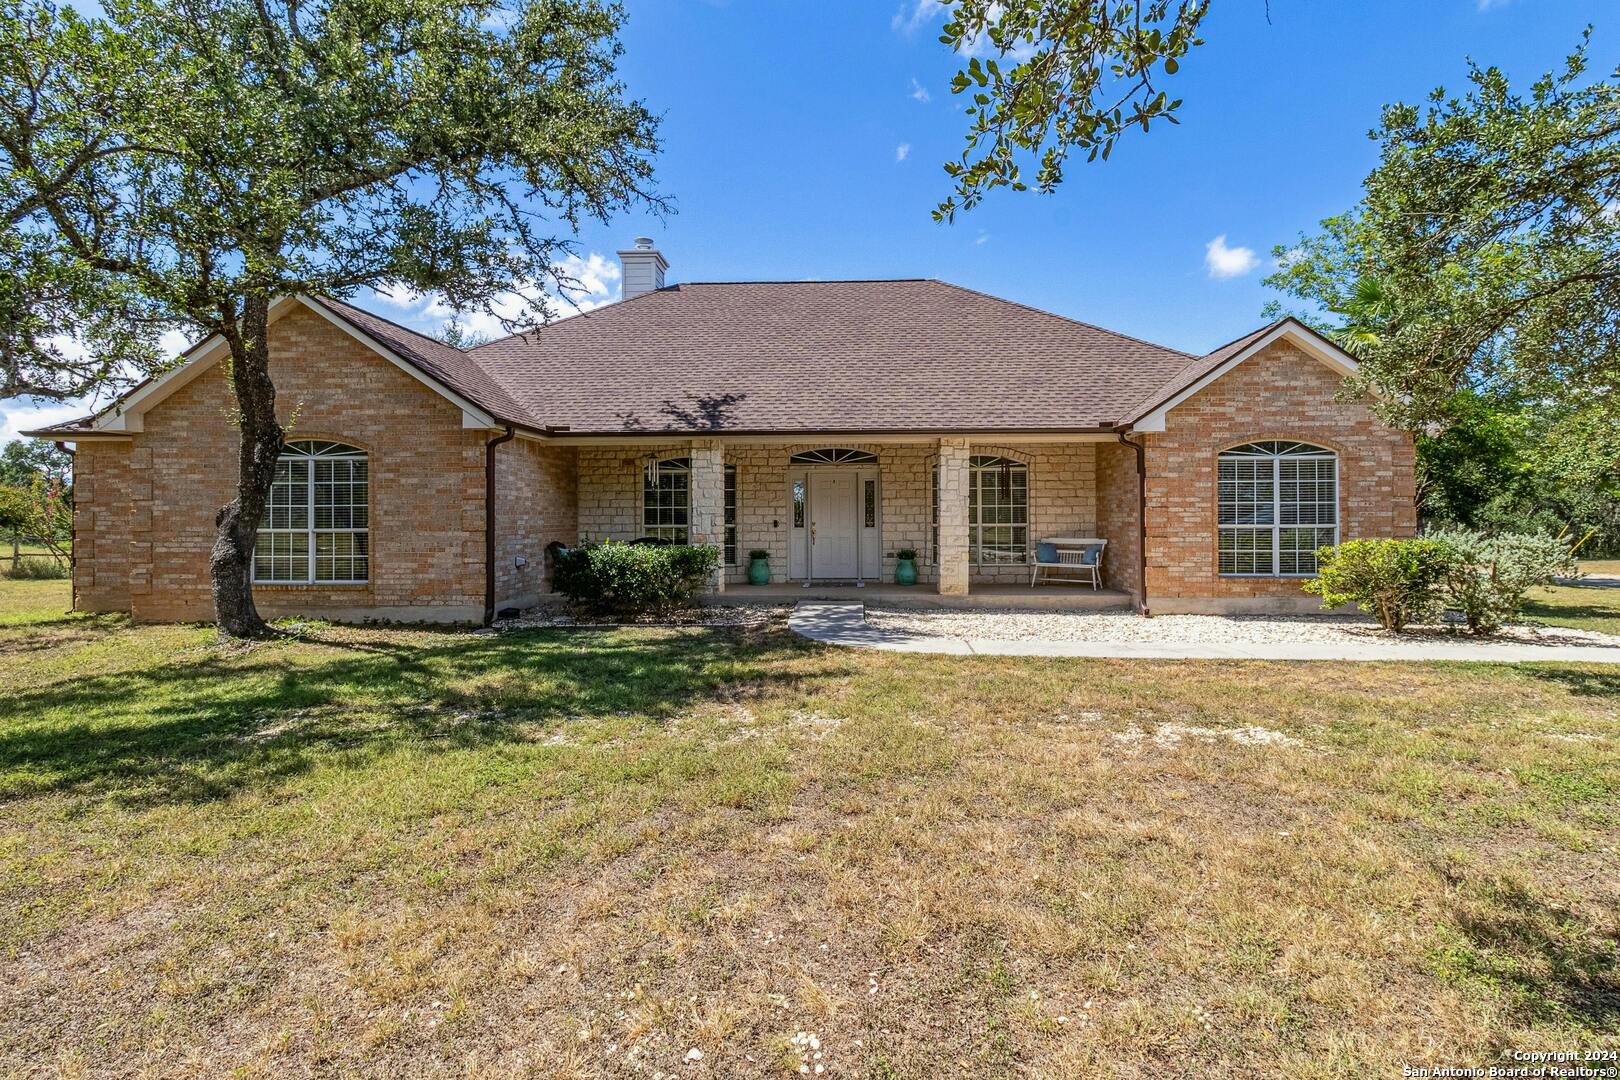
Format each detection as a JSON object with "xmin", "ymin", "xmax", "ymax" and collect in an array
[{"xmin": 1030, "ymin": 536, "xmax": 1107, "ymax": 589}]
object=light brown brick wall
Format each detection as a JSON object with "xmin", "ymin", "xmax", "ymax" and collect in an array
[
  {"xmin": 1094, "ymin": 439, "xmax": 1142, "ymax": 600},
  {"xmin": 1142, "ymin": 340, "xmax": 1417, "ymax": 613},
  {"xmin": 94, "ymin": 305, "xmax": 492, "ymax": 623},
  {"xmin": 70, "ymin": 441, "xmax": 136, "ymax": 612},
  {"xmin": 493, "ymin": 439, "xmax": 578, "ymax": 609}
]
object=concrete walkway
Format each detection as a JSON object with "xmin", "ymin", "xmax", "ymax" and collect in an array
[{"xmin": 788, "ymin": 601, "xmax": 1620, "ymax": 664}]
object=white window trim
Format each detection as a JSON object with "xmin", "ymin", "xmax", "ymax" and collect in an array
[
  {"xmin": 968, "ymin": 455, "xmax": 1030, "ymax": 566},
  {"xmin": 254, "ymin": 441, "xmax": 370, "ymax": 585},
  {"xmin": 1217, "ymin": 443, "xmax": 1339, "ymax": 578}
]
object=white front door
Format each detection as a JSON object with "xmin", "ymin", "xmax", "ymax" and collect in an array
[{"xmin": 810, "ymin": 472, "xmax": 859, "ymax": 579}]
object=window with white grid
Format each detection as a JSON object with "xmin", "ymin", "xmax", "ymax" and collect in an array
[
  {"xmin": 968, "ymin": 455, "xmax": 1028, "ymax": 564},
  {"xmin": 642, "ymin": 457, "xmax": 691, "ymax": 543},
  {"xmin": 1218, "ymin": 441, "xmax": 1338, "ymax": 576},
  {"xmin": 724, "ymin": 465, "xmax": 737, "ymax": 565},
  {"xmin": 254, "ymin": 440, "xmax": 369, "ymax": 584}
]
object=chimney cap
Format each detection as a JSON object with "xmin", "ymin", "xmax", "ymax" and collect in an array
[{"xmin": 633, "ymin": 236, "xmax": 655, "ymax": 249}]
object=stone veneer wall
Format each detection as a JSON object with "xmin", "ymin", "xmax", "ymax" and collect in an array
[
  {"xmin": 574, "ymin": 440, "xmax": 1100, "ymax": 587},
  {"xmin": 79, "ymin": 305, "xmax": 493, "ymax": 623},
  {"xmin": 1140, "ymin": 339, "xmax": 1418, "ymax": 614}
]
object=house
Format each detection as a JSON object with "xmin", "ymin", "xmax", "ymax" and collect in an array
[{"xmin": 26, "ymin": 239, "xmax": 1417, "ymax": 624}]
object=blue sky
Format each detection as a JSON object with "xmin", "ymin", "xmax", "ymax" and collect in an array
[{"xmin": 3, "ymin": 0, "xmax": 1612, "ymax": 444}]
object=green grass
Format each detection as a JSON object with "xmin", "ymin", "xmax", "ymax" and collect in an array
[
  {"xmin": 1, "ymin": 578, "xmax": 1617, "ymax": 1077},
  {"xmin": 1578, "ymin": 558, "xmax": 1620, "ymax": 576}
]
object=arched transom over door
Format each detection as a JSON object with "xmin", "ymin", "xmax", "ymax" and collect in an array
[{"xmin": 787, "ymin": 450, "xmax": 881, "ymax": 581}]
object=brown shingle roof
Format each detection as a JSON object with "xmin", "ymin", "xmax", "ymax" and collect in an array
[{"xmin": 466, "ymin": 279, "xmax": 1199, "ymax": 434}]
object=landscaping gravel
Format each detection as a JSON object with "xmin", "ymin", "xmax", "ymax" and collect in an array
[{"xmin": 863, "ymin": 606, "xmax": 1620, "ymax": 648}]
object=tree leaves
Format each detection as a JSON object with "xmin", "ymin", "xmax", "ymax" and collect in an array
[{"xmin": 933, "ymin": 0, "xmax": 1208, "ymax": 221}]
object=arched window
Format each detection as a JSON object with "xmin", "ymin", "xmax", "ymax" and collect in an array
[
  {"xmin": 1218, "ymin": 441, "xmax": 1338, "ymax": 576},
  {"xmin": 789, "ymin": 448, "xmax": 877, "ymax": 465},
  {"xmin": 641, "ymin": 456, "xmax": 737, "ymax": 563},
  {"xmin": 969, "ymin": 455, "xmax": 1028, "ymax": 564},
  {"xmin": 254, "ymin": 440, "xmax": 369, "ymax": 584}
]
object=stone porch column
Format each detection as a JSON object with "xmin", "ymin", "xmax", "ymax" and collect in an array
[
  {"xmin": 936, "ymin": 438, "xmax": 970, "ymax": 596},
  {"xmin": 688, "ymin": 440, "xmax": 726, "ymax": 592}
]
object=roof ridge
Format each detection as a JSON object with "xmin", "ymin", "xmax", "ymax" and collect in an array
[{"xmin": 926, "ymin": 280, "xmax": 1199, "ymax": 360}]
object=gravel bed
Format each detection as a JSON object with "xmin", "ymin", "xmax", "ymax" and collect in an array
[
  {"xmin": 497, "ymin": 602, "xmax": 792, "ymax": 630},
  {"xmin": 864, "ymin": 605, "xmax": 1620, "ymax": 648}
]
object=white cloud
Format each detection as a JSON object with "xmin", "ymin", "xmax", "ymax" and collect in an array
[
  {"xmin": 895, "ymin": 143, "xmax": 911, "ymax": 162},
  {"xmin": 909, "ymin": 77, "xmax": 931, "ymax": 103},
  {"xmin": 1476, "ymin": 0, "xmax": 1510, "ymax": 10},
  {"xmin": 0, "ymin": 398, "xmax": 94, "ymax": 447},
  {"xmin": 891, "ymin": 0, "xmax": 944, "ymax": 34},
  {"xmin": 1204, "ymin": 234, "xmax": 1260, "ymax": 279},
  {"xmin": 367, "ymin": 250, "xmax": 622, "ymax": 342},
  {"xmin": 974, "ymin": 231, "xmax": 990, "ymax": 246}
]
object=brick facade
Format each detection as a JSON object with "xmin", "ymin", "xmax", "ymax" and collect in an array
[
  {"xmin": 63, "ymin": 316, "xmax": 1413, "ymax": 622},
  {"xmin": 1139, "ymin": 340, "xmax": 1418, "ymax": 613},
  {"xmin": 70, "ymin": 306, "xmax": 570, "ymax": 624}
]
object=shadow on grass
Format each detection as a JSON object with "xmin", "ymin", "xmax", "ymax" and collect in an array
[
  {"xmin": 1446, "ymin": 875, "xmax": 1620, "ymax": 1031},
  {"xmin": 0, "ymin": 622, "xmax": 840, "ymax": 808},
  {"xmin": 1522, "ymin": 667, "xmax": 1620, "ymax": 699}
]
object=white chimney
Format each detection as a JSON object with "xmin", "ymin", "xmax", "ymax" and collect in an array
[{"xmin": 617, "ymin": 236, "xmax": 668, "ymax": 300}]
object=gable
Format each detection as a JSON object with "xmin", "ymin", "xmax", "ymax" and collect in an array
[
  {"xmin": 82, "ymin": 295, "xmax": 500, "ymax": 435},
  {"xmin": 1129, "ymin": 320, "xmax": 1360, "ymax": 433}
]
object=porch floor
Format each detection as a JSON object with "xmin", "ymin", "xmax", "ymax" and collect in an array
[{"xmin": 707, "ymin": 582, "xmax": 1134, "ymax": 610}]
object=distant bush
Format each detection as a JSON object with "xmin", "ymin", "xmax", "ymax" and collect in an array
[
  {"xmin": 552, "ymin": 541, "xmax": 719, "ymax": 617},
  {"xmin": 1428, "ymin": 527, "xmax": 1576, "ymax": 635},
  {"xmin": 3, "ymin": 556, "xmax": 70, "ymax": 580},
  {"xmin": 1302, "ymin": 538, "xmax": 1453, "ymax": 632}
]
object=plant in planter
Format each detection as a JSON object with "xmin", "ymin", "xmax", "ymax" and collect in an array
[
  {"xmin": 893, "ymin": 548, "xmax": 919, "ymax": 586},
  {"xmin": 747, "ymin": 548, "xmax": 772, "ymax": 586}
]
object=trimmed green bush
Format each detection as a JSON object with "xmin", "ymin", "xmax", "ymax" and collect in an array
[
  {"xmin": 552, "ymin": 541, "xmax": 719, "ymax": 617},
  {"xmin": 1428, "ymin": 527, "xmax": 1577, "ymax": 635},
  {"xmin": 1302, "ymin": 538, "xmax": 1452, "ymax": 632}
]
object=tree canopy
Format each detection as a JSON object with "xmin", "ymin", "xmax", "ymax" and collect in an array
[
  {"xmin": 934, "ymin": 0, "xmax": 1208, "ymax": 221},
  {"xmin": 1266, "ymin": 35, "xmax": 1620, "ymax": 429},
  {"xmin": 0, "ymin": 0, "xmax": 663, "ymax": 633}
]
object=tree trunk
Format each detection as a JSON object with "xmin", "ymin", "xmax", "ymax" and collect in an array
[{"xmin": 209, "ymin": 292, "xmax": 283, "ymax": 637}]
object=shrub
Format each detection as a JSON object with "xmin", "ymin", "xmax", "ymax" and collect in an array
[
  {"xmin": 747, "ymin": 549, "xmax": 770, "ymax": 561},
  {"xmin": 894, "ymin": 548, "xmax": 918, "ymax": 561},
  {"xmin": 1428, "ymin": 526, "xmax": 1577, "ymax": 635},
  {"xmin": 2, "ymin": 556, "xmax": 70, "ymax": 580},
  {"xmin": 552, "ymin": 541, "xmax": 719, "ymax": 617},
  {"xmin": 1302, "ymin": 538, "xmax": 1452, "ymax": 632}
]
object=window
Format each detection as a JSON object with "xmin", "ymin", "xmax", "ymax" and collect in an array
[
  {"xmin": 643, "ymin": 457, "xmax": 691, "ymax": 543},
  {"xmin": 724, "ymin": 465, "xmax": 737, "ymax": 566},
  {"xmin": 1218, "ymin": 441, "xmax": 1338, "ymax": 576},
  {"xmin": 641, "ymin": 457, "xmax": 737, "ymax": 560},
  {"xmin": 969, "ymin": 455, "xmax": 1028, "ymax": 564},
  {"xmin": 792, "ymin": 479, "xmax": 806, "ymax": 528},
  {"xmin": 863, "ymin": 478, "xmax": 876, "ymax": 529},
  {"xmin": 929, "ymin": 462, "xmax": 938, "ymax": 565},
  {"xmin": 254, "ymin": 440, "xmax": 368, "ymax": 584},
  {"xmin": 790, "ymin": 448, "xmax": 877, "ymax": 465}
]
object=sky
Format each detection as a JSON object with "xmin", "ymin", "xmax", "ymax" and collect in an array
[{"xmin": 3, "ymin": 0, "xmax": 1613, "ymax": 446}]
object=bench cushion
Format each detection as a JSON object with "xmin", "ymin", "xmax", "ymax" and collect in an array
[
  {"xmin": 1081, "ymin": 545, "xmax": 1101, "ymax": 566},
  {"xmin": 1036, "ymin": 541, "xmax": 1058, "ymax": 563}
]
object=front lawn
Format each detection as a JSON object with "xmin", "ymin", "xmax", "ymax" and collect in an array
[{"xmin": 1, "ymin": 580, "xmax": 1616, "ymax": 1077}]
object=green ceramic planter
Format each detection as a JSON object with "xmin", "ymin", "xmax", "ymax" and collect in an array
[
  {"xmin": 747, "ymin": 556, "xmax": 771, "ymax": 586},
  {"xmin": 894, "ymin": 557, "xmax": 918, "ymax": 586}
]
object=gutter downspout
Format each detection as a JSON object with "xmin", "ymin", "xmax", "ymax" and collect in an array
[
  {"xmin": 1113, "ymin": 429, "xmax": 1150, "ymax": 617},
  {"xmin": 483, "ymin": 426, "xmax": 515, "ymax": 626}
]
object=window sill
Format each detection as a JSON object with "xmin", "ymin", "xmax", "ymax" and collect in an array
[
  {"xmin": 253, "ymin": 582, "xmax": 372, "ymax": 589},
  {"xmin": 1217, "ymin": 573, "xmax": 1320, "ymax": 579}
]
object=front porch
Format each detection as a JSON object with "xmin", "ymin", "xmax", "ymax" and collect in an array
[
  {"xmin": 562, "ymin": 435, "xmax": 1144, "ymax": 602},
  {"xmin": 704, "ymin": 581, "xmax": 1134, "ymax": 609}
]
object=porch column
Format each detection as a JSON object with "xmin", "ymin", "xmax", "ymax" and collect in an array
[
  {"xmin": 688, "ymin": 440, "xmax": 726, "ymax": 592},
  {"xmin": 936, "ymin": 438, "xmax": 970, "ymax": 595}
]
